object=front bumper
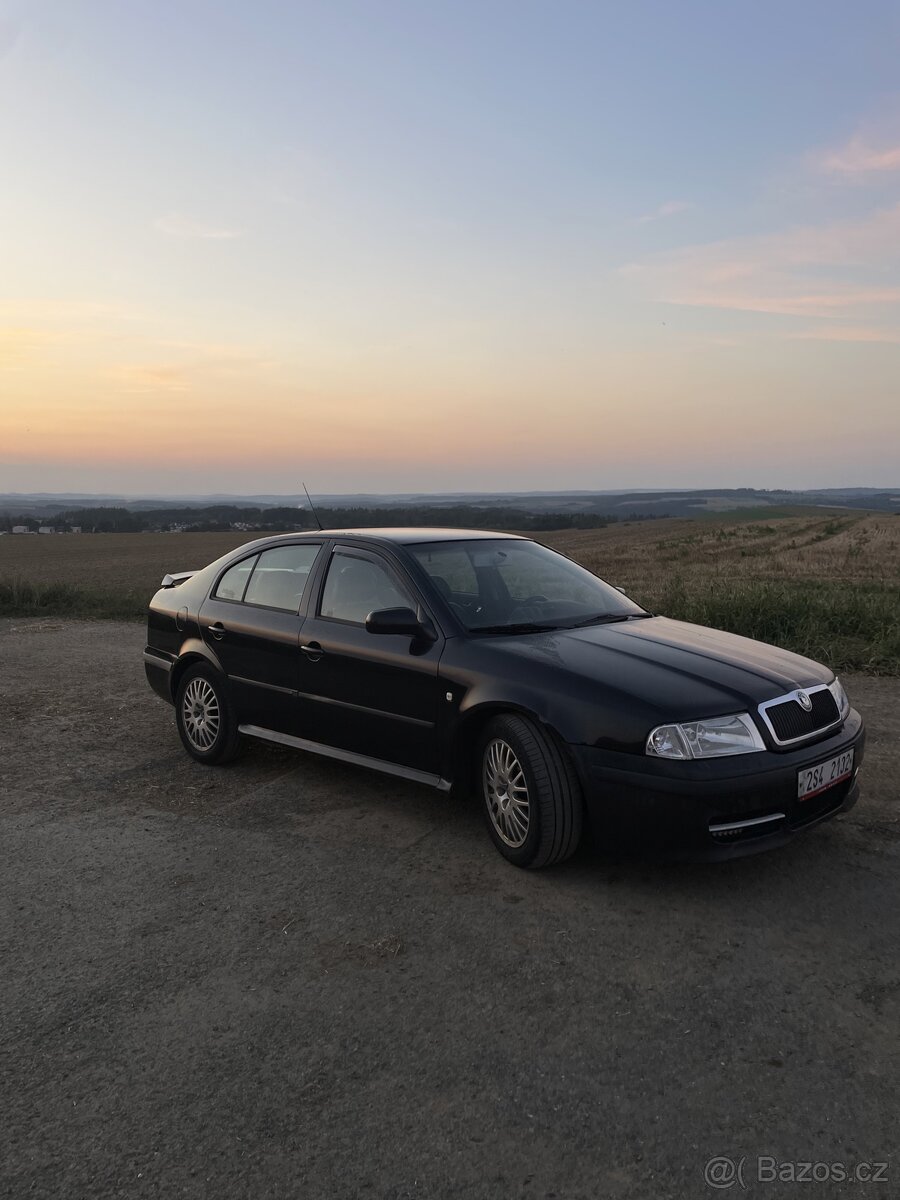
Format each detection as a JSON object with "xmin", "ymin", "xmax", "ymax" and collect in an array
[{"xmin": 570, "ymin": 708, "xmax": 865, "ymax": 860}]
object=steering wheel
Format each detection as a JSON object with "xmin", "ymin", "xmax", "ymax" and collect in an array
[{"xmin": 520, "ymin": 595, "xmax": 549, "ymax": 606}]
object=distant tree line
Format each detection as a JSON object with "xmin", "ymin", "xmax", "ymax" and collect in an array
[{"xmin": 0, "ymin": 503, "xmax": 666, "ymax": 534}]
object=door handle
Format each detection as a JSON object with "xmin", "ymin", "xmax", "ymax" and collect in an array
[
  {"xmin": 300, "ymin": 641, "xmax": 324, "ymax": 661},
  {"xmin": 208, "ymin": 622, "xmax": 226, "ymax": 640}
]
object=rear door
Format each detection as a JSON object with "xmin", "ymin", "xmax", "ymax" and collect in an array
[
  {"xmin": 198, "ymin": 542, "xmax": 324, "ymax": 733},
  {"xmin": 296, "ymin": 544, "xmax": 444, "ymax": 773}
]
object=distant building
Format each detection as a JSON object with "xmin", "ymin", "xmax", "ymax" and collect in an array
[
  {"xmin": 12, "ymin": 525, "xmax": 28, "ymax": 534},
  {"xmin": 38, "ymin": 526, "xmax": 56, "ymax": 535},
  {"xmin": 70, "ymin": 526, "xmax": 82, "ymax": 534}
]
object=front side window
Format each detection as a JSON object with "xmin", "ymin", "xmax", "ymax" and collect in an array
[
  {"xmin": 320, "ymin": 551, "xmax": 415, "ymax": 624},
  {"xmin": 410, "ymin": 539, "xmax": 646, "ymax": 632},
  {"xmin": 214, "ymin": 554, "xmax": 258, "ymax": 602}
]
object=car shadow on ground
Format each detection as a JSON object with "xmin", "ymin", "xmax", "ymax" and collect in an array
[{"xmin": 156, "ymin": 735, "xmax": 883, "ymax": 917}]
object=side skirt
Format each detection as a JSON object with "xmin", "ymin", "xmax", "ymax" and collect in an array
[{"xmin": 238, "ymin": 724, "xmax": 452, "ymax": 792}]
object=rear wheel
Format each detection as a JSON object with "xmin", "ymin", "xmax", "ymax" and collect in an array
[
  {"xmin": 175, "ymin": 664, "xmax": 242, "ymax": 764},
  {"xmin": 478, "ymin": 714, "xmax": 583, "ymax": 868}
]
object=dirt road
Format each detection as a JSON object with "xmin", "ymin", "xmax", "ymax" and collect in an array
[{"xmin": 2, "ymin": 620, "xmax": 898, "ymax": 1198}]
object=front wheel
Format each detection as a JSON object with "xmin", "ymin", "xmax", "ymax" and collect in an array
[
  {"xmin": 478, "ymin": 714, "xmax": 583, "ymax": 868},
  {"xmin": 175, "ymin": 664, "xmax": 242, "ymax": 765}
]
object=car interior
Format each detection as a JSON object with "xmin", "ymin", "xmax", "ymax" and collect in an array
[{"xmin": 320, "ymin": 558, "xmax": 413, "ymax": 624}]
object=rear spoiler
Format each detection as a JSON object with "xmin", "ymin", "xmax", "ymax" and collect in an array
[{"xmin": 160, "ymin": 571, "xmax": 196, "ymax": 588}]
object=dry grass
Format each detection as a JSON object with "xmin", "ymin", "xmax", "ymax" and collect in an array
[
  {"xmin": 541, "ymin": 512, "xmax": 900, "ymax": 596},
  {"xmin": 541, "ymin": 512, "xmax": 900, "ymax": 672},
  {"xmin": 0, "ymin": 531, "xmax": 245, "ymax": 592},
  {"xmin": 2, "ymin": 511, "xmax": 899, "ymax": 671},
  {"xmin": 0, "ymin": 532, "xmax": 246, "ymax": 620}
]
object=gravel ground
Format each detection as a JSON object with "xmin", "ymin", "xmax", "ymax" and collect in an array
[{"xmin": 1, "ymin": 619, "xmax": 898, "ymax": 1199}]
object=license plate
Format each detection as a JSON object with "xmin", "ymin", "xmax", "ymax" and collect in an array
[{"xmin": 797, "ymin": 750, "xmax": 854, "ymax": 801}]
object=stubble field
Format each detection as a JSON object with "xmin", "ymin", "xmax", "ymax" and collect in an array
[{"xmin": 2, "ymin": 508, "xmax": 899, "ymax": 671}]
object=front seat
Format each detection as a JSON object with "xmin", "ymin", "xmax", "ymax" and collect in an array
[
  {"xmin": 430, "ymin": 575, "xmax": 452, "ymax": 600},
  {"xmin": 325, "ymin": 561, "xmax": 390, "ymax": 624}
]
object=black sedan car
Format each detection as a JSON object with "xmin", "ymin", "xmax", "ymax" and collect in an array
[{"xmin": 144, "ymin": 528, "xmax": 864, "ymax": 867}]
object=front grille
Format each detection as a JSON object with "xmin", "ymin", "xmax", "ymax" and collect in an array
[{"xmin": 761, "ymin": 687, "xmax": 840, "ymax": 744}]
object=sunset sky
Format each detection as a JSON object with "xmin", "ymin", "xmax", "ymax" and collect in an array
[{"xmin": 1, "ymin": 0, "xmax": 899, "ymax": 496}]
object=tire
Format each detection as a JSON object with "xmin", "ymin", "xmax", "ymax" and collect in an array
[
  {"xmin": 478, "ymin": 713, "xmax": 583, "ymax": 868},
  {"xmin": 174, "ymin": 664, "xmax": 242, "ymax": 765}
]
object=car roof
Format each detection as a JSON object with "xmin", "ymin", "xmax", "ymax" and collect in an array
[{"xmin": 266, "ymin": 527, "xmax": 527, "ymax": 545}]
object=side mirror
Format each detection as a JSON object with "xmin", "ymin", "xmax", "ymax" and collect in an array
[
  {"xmin": 614, "ymin": 586, "xmax": 627, "ymax": 594},
  {"xmin": 365, "ymin": 607, "xmax": 424, "ymax": 637}
]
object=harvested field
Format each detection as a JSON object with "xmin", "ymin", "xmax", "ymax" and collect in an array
[
  {"xmin": 547, "ymin": 511, "xmax": 900, "ymax": 593},
  {"xmin": 0, "ymin": 531, "xmax": 246, "ymax": 619},
  {"xmin": 546, "ymin": 512, "xmax": 900, "ymax": 673},
  {"xmin": 1, "ymin": 510, "xmax": 899, "ymax": 670},
  {"xmin": 0, "ymin": 529, "xmax": 244, "ymax": 589}
]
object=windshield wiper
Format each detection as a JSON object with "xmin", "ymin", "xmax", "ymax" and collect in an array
[
  {"xmin": 566, "ymin": 613, "xmax": 642, "ymax": 629},
  {"xmin": 470, "ymin": 612, "xmax": 653, "ymax": 636},
  {"xmin": 469, "ymin": 621, "xmax": 562, "ymax": 636}
]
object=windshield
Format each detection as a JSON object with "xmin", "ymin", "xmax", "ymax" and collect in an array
[{"xmin": 409, "ymin": 539, "xmax": 647, "ymax": 633}]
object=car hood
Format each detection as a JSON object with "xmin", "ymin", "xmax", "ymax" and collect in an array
[{"xmin": 491, "ymin": 616, "xmax": 833, "ymax": 721}]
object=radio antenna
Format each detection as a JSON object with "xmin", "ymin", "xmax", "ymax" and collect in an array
[{"xmin": 302, "ymin": 482, "xmax": 323, "ymax": 531}]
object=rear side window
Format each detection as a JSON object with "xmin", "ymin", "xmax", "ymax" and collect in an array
[
  {"xmin": 214, "ymin": 555, "xmax": 258, "ymax": 602},
  {"xmin": 243, "ymin": 544, "xmax": 321, "ymax": 611}
]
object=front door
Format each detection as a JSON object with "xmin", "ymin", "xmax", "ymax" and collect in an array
[{"xmin": 296, "ymin": 545, "xmax": 444, "ymax": 773}]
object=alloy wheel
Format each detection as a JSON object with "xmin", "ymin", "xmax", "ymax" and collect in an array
[
  {"xmin": 483, "ymin": 737, "xmax": 530, "ymax": 848},
  {"xmin": 181, "ymin": 677, "xmax": 221, "ymax": 752}
]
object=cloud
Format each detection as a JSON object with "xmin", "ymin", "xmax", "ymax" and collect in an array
[
  {"xmin": 108, "ymin": 341, "xmax": 278, "ymax": 394},
  {"xmin": 622, "ymin": 203, "xmax": 900, "ymax": 319},
  {"xmin": 0, "ymin": 327, "xmax": 56, "ymax": 368},
  {"xmin": 634, "ymin": 200, "xmax": 693, "ymax": 225},
  {"xmin": 0, "ymin": 300, "xmax": 136, "ymax": 323},
  {"xmin": 653, "ymin": 286, "xmax": 900, "ymax": 319},
  {"xmin": 153, "ymin": 213, "xmax": 242, "ymax": 240},
  {"xmin": 156, "ymin": 339, "xmax": 275, "ymax": 362},
  {"xmin": 0, "ymin": 19, "xmax": 21, "ymax": 61},
  {"xmin": 110, "ymin": 365, "xmax": 193, "ymax": 393},
  {"xmin": 816, "ymin": 134, "xmax": 900, "ymax": 177},
  {"xmin": 786, "ymin": 325, "xmax": 900, "ymax": 344}
]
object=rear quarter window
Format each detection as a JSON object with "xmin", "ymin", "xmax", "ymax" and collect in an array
[{"xmin": 214, "ymin": 555, "xmax": 259, "ymax": 602}]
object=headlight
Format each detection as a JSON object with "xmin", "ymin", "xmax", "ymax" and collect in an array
[
  {"xmin": 646, "ymin": 713, "xmax": 766, "ymax": 760},
  {"xmin": 828, "ymin": 676, "xmax": 850, "ymax": 718}
]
